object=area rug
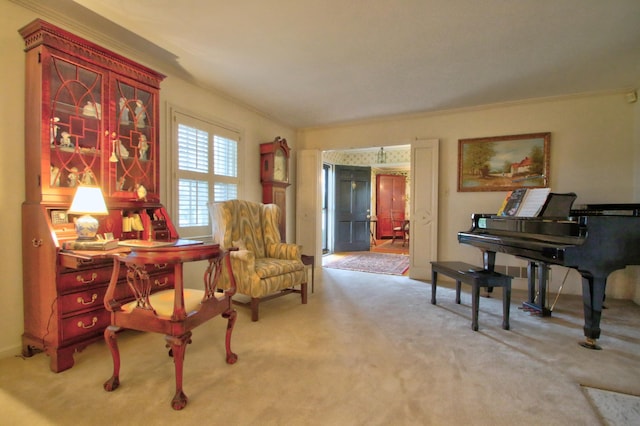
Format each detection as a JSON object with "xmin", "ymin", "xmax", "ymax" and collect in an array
[
  {"xmin": 323, "ymin": 252, "xmax": 409, "ymax": 275},
  {"xmin": 582, "ymin": 386, "xmax": 640, "ymax": 425}
]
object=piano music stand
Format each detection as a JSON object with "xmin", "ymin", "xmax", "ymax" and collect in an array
[{"xmin": 539, "ymin": 192, "xmax": 577, "ymax": 217}]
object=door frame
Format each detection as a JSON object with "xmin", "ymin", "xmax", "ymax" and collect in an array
[{"xmin": 296, "ymin": 140, "xmax": 438, "ymax": 278}]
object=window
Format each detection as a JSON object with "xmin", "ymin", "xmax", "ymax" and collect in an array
[{"xmin": 172, "ymin": 110, "xmax": 241, "ymax": 237}]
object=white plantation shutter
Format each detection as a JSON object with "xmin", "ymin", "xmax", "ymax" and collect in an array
[
  {"xmin": 172, "ymin": 111, "xmax": 241, "ymax": 237},
  {"xmin": 213, "ymin": 135, "xmax": 237, "ymax": 177},
  {"xmin": 212, "ymin": 135, "xmax": 238, "ymax": 202},
  {"xmin": 178, "ymin": 125, "xmax": 208, "ymax": 173},
  {"xmin": 177, "ymin": 179, "xmax": 209, "ymax": 227}
]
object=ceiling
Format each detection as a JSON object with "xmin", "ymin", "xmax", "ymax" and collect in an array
[{"xmin": 16, "ymin": 0, "xmax": 640, "ymax": 128}]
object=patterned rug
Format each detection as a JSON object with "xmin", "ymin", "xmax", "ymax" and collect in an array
[{"xmin": 323, "ymin": 252, "xmax": 410, "ymax": 275}]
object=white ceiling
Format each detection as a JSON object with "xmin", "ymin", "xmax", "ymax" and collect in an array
[{"xmin": 16, "ymin": 0, "xmax": 640, "ymax": 128}]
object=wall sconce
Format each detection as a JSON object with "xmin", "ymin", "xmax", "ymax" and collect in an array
[
  {"xmin": 67, "ymin": 185, "xmax": 109, "ymax": 240},
  {"xmin": 377, "ymin": 147, "xmax": 386, "ymax": 164}
]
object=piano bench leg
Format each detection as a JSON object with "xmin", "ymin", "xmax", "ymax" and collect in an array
[
  {"xmin": 471, "ymin": 283, "xmax": 480, "ymax": 331},
  {"xmin": 431, "ymin": 271, "xmax": 437, "ymax": 305},
  {"xmin": 502, "ymin": 285, "xmax": 511, "ymax": 330}
]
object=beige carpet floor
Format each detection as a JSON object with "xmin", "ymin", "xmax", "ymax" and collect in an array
[{"xmin": 1, "ymin": 266, "xmax": 639, "ymax": 425}]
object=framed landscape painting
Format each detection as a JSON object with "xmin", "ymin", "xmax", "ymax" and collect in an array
[{"xmin": 458, "ymin": 132, "xmax": 550, "ymax": 192}]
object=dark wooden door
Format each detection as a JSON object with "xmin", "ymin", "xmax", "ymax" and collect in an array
[
  {"xmin": 334, "ymin": 165, "xmax": 371, "ymax": 252},
  {"xmin": 376, "ymin": 174, "xmax": 406, "ymax": 238}
]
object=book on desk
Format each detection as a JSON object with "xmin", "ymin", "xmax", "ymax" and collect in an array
[{"xmin": 61, "ymin": 238, "xmax": 119, "ymax": 251}]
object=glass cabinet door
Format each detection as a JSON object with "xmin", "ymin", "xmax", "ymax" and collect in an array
[
  {"xmin": 46, "ymin": 55, "xmax": 104, "ymax": 195},
  {"xmin": 108, "ymin": 76, "xmax": 159, "ymax": 200}
]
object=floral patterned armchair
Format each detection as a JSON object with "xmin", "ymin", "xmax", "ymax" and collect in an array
[{"xmin": 209, "ymin": 199, "xmax": 307, "ymax": 321}]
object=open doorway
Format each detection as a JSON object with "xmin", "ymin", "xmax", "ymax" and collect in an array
[
  {"xmin": 297, "ymin": 139, "xmax": 438, "ymax": 280},
  {"xmin": 321, "ymin": 145, "xmax": 410, "ymax": 255}
]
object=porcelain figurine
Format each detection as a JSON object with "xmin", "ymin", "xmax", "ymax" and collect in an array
[
  {"xmin": 67, "ymin": 167, "xmax": 79, "ymax": 187},
  {"xmin": 119, "ymin": 97, "xmax": 130, "ymax": 124},
  {"xmin": 60, "ymin": 131, "xmax": 73, "ymax": 149},
  {"xmin": 135, "ymin": 183, "xmax": 147, "ymax": 201},
  {"xmin": 82, "ymin": 101, "xmax": 101, "ymax": 119},
  {"xmin": 50, "ymin": 117, "xmax": 60, "ymax": 145},
  {"xmin": 50, "ymin": 165, "xmax": 61, "ymax": 187},
  {"xmin": 138, "ymin": 134, "xmax": 149, "ymax": 160},
  {"xmin": 81, "ymin": 168, "xmax": 95, "ymax": 185},
  {"xmin": 116, "ymin": 139, "xmax": 129, "ymax": 158},
  {"xmin": 135, "ymin": 100, "xmax": 146, "ymax": 128}
]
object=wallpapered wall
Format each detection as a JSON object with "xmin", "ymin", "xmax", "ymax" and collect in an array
[{"xmin": 323, "ymin": 146, "xmax": 410, "ymax": 165}]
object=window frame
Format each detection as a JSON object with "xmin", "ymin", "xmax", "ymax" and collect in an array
[{"xmin": 169, "ymin": 107, "xmax": 243, "ymax": 239}]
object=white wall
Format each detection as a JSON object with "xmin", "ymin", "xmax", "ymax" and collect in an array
[
  {"xmin": 0, "ymin": 2, "xmax": 296, "ymax": 359},
  {"xmin": 300, "ymin": 93, "xmax": 640, "ymax": 298}
]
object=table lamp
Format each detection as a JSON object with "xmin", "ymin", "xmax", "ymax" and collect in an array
[{"xmin": 67, "ymin": 185, "xmax": 109, "ymax": 240}]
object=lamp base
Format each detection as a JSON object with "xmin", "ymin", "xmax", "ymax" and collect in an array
[{"xmin": 74, "ymin": 214, "xmax": 99, "ymax": 240}]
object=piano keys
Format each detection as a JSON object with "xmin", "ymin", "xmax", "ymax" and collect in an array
[{"xmin": 458, "ymin": 200, "xmax": 640, "ymax": 349}]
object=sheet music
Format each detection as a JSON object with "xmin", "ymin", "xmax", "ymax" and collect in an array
[{"xmin": 516, "ymin": 188, "xmax": 551, "ymax": 217}]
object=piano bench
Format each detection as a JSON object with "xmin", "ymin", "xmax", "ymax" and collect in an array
[{"xmin": 430, "ymin": 261, "xmax": 512, "ymax": 331}]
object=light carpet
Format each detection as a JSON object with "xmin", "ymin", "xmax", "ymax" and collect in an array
[
  {"xmin": 1, "ymin": 268, "xmax": 639, "ymax": 425},
  {"xmin": 323, "ymin": 252, "xmax": 409, "ymax": 275}
]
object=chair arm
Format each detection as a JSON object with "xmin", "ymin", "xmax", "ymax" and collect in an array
[
  {"xmin": 266, "ymin": 242, "xmax": 302, "ymax": 260},
  {"xmin": 230, "ymin": 249, "xmax": 256, "ymax": 269}
]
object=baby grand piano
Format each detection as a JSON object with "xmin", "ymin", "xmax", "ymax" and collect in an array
[{"xmin": 458, "ymin": 193, "xmax": 640, "ymax": 350}]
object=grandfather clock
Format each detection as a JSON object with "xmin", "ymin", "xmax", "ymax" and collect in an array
[{"xmin": 260, "ymin": 137, "xmax": 290, "ymax": 241}]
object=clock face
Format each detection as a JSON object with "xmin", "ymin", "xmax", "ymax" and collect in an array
[{"xmin": 274, "ymin": 149, "xmax": 287, "ymax": 182}]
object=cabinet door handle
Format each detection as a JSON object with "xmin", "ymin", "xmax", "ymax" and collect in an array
[
  {"xmin": 154, "ymin": 277, "xmax": 169, "ymax": 287},
  {"xmin": 76, "ymin": 273, "xmax": 98, "ymax": 284},
  {"xmin": 77, "ymin": 317, "xmax": 98, "ymax": 329},
  {"xmin": 32, "ymin": 238, "xmax": 43, "ymax": 247},
  {"xmin": 77, "ymin": 294, "xmax": 98, "ymax": 305}
]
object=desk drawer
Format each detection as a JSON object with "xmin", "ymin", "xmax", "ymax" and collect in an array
[
  {"xmin": 59, "ymin": 286, "xmax": 107, "ymax": 315},
  {"xmin": 152, "ymin": 272, "xmax": 174, "ymax": 289},
  {"xmin": 61, "ymin": 309, "xmax": 110, "ymax": 342},
  {"xmin": 58, "ymin": 266, "xmax": 112, "ymax": 292}
]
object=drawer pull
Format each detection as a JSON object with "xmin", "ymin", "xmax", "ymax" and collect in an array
[
  {"xmin": 154, "ymin": 277, "xmax": 169, "ymax": 287},
  {"xmin": 76, "ymin": 272, "xmax": 98, "ymax": 284},
  {"xmin": 77, "ymin": 294, "xmax": 98, "ymax": 305},
  {"xmin": 77, "ymin": 317, "xmax": 98, "ymax": 329},
  {"xmin": 154, "ymin": 263, "xmax": 168, "ymax": 270}
]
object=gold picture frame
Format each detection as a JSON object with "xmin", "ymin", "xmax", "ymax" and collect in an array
[{"xmin": 458, "ymin": 132, "xmax": 550, "ymax": 192}]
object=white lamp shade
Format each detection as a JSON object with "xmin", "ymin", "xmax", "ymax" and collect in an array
[{"xmin": 68, "ymin": 186, "xmax": 108, "ymax": 215}]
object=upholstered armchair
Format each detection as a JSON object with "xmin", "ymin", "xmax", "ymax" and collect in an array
[{"xmin": 209, "ymin": 199, "xmax": 307, "ymax": 321}]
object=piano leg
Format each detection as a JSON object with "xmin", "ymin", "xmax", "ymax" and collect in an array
[
  {"xmin": 579, "ymin": 274, "xmax": 605, "ymax": 350},
  {"xmin": 482, "ymin": 251, "xmax": 496, "ymax": 296},
  {"xmin": 482, "ymin": 251, "xmax": 496, "ymax": 272},
  {"xmin": 522, "ymin": 261, "xmax": 552, "ymax": 316}
]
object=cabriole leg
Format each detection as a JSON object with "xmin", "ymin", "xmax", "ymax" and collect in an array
[
  {"xmin": 224, "ymin": 309, "xmax": 238, "ymax": 364},
  {"xmin": 103, "ymin": 325, "xmax": 121, "ymax": 391},
  {"xmin": 166, "ymin": 332, "xmax": 192, "ymax": 410}
]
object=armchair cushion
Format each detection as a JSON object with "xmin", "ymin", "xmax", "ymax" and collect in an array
[{"xmin": 255, "ymin": 258, "xmax": 303, "ymax": 278}]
